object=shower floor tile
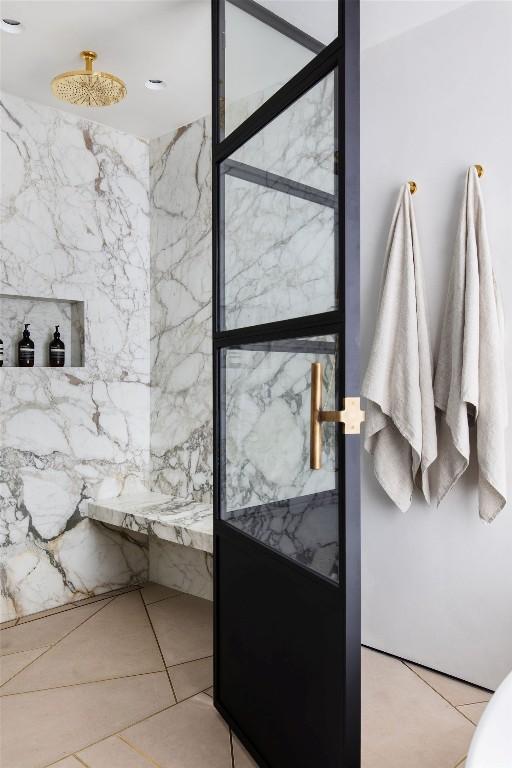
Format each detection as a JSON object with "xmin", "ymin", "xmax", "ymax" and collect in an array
[
  {"xmin": 0, "ymin": 592, "xmax": 164, "ymax": 696},
  {"xmin": 120, "ymin": 693, "xmax": 232, "ymax": 768},
  {"xmin": 168, "ymin": 656, "xmax": 213, "ymax": 702},
  {"xmin": 0, "ymin": 672, "xmax": 172, "ymax": 768},
  {"xmin": 0, "ymin": 583, "xmax": 489, "ymax": 768},
  {"xmin": 0, "ymin": 647, "xmax": 48, "ymax": 686},
  {"xmin": 78, "ymin": 734, "xmax": 158, "ymax": 767},
  {"xmin": 147, "ymin": 592, "xmax": 213, "ymax": 667},
  {"xmin": 362, "ymin": 648, "xmax": 476, "ymax": 768},
  {"xmin": 403, "ymin": 661, "xmax": 492, "ymax": 706},
  {"xmin": 0, "ymin": 601, "xmax": 108, "ymax": 657}
]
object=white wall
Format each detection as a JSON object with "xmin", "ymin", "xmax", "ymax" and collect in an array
[{"xmin": 361, "ymin": 1, "xmax": 512, "ymax": 690}]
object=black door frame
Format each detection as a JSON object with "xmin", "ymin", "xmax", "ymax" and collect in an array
[{"xmin": 212, "ymin": 1, "xmax": 360, "ymax": 765}]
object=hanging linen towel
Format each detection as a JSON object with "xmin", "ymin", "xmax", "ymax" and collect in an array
[
  {"xmin": 433, "ymin": 167, "xmax": 507, "ymax": 522},
  {"xmin": 362, "ymin": 184, "xmax": 437, "ymax": 511}
]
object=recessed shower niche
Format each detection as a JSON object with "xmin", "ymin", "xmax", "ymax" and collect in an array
[{"xmin": 0, "ymin": 294, "xmax": 85, "ymax": 367}]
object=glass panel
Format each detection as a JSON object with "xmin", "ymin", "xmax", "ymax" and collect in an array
[
  {"xmin": 223, "ymin": 0, "xmax": 338, "ymax": 136},
  {"xmin": 221, "ymin": 335, "xmax": 339, "ymax": 581},
  {"xmin": 221, "ymin": 71, "xmax": 337, "ymax": 330},
  {"xmin": 229, "ymin": 70, "xmax": 335, "ymax": 193}
]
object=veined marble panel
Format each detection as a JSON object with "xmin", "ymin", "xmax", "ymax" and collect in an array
[
  {"xmin": 0, "ymin": 93, "xmax": 150, "ymax": 620},
  {"xmin": 86, "ymin": 491, "xmax": 213, "ymax": 553},
  {"xmin": 223, "ymin": 176, "xmax": 335, "ymax": 328},
  {"xmin": 149, "ymin": 538, "xmax": 213, "ymax": 602},
  {"xmin": 229, "ymin": 72, "xmax": 335, "ymax": 194},
  {"xmin": 149, "ymin": 120, "xmax": 213, "ymax": 501}
]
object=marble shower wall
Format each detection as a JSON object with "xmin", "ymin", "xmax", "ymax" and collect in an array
[
  {"xmin": 149, "ymin": 120, "xmax": 213, "ymax": 502},
  {"xmin": 0, "ymin": 93, "xmax": 150, "ymax": 620},
  {"xmin": 0, "ymin": 71, "xmax": 334, "ymax": 618},
  {"xmin": 149, "ymin": 76, "xmax": 335, "ymax": 509},
  {"xmin": 148, "ymin": 76, "xmax": 334, "ymax": 503}
]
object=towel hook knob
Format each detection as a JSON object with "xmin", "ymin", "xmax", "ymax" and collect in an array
[
  {"xmin": 408, "ymin": 180, "xmax": 417, "ymax": 195},
  {"xmin": 475, "ymin": 164, "xmax": 484, "ymax": 178}
]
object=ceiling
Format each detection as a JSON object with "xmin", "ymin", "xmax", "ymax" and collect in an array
[
  {"xmin": 0, "ymin": 1, "xmax": 212, "ymax": 140},
  {"xmin": 0, "ymin": 0, "xmax": 475, "ymax": 141}
]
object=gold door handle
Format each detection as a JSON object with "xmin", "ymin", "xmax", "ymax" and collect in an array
[{"xmin": 310, "ymin": 362, "xmax": 365, "ymax": 470}]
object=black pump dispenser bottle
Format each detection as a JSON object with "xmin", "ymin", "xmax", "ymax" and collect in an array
[
  {"xmin": 18, "ymin": 323, "xmax": 34, "ymax": 367},
  {"xmin": 49, "ymin": 325, "xmax": 65, "ymax": 367}
]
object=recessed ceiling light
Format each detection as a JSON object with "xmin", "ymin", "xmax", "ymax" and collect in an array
[
  {"xmin": 145, "ymin": 79, "xmax": 167, "ymax": 91},
  {"xmin": 1, "ymin": 18, "xmax": 23, "ymax": 34}
]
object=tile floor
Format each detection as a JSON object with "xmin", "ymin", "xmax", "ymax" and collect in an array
[{"xmin": 0, "ymin": 584, "xmax": 491, "ymax": 768}]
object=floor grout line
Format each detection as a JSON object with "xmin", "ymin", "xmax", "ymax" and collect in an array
[
  {"xmin": 143, "ymin": 592, "xmax": 182, "ymax": 607},
  {"xmin": 0, "ymin": 619, "xmax": 19, "ymax": 631},
  {"xmin": 45, "ymin": 752, "xmax": 89, "ymax": 767},
  {"xmin": 2, "ymin": 655, "xmax": 214, "ymax": 702},
  {"xmin": 0, "ymin": 644, "xmax": 48, "ymax": 658},
  {"xmin": 452, "ymin": 755, "xmax": 467, "ymax": 768},
  {"xmin": 401, "ymin": 660, "xmax": 479, "ymax": 728},
  {"xmin": 230, "ymin": 727, "xmax": 236, "ymax": 768},
  {"xmin": 9, "ymin": 586, "xmax": 140, "ymax": 628},
  {"xmin": 43, "ymin": 703, "xmax": 176, "ymax": 767},
  {"xmin": 0, "ymin": 668, "xmax": 167, "ymax": 698},
  {"xmin": 166, "ymin": 653, "xmax": 213, "ymax": 669},
  {"xmin": 0, "ymin": 646, "xmax": 49, "ymax": 686},
  {"xmin": 139, "ymin": 591, "xmax": 179, "ymax": 704},
  {"xmin": 167, "ymin": 685, "xmax": 215, "ymax": 706},
  {"xmin": 0, "ymin": 596, "xmax": 118, "ymax": 690},
  {"xmin": 72, "ymin": 754, "xmax": 90, "ymax": 767},
  {"xmin": 118, "ymin": 732, "xmax": 165, "ymax": 768}
]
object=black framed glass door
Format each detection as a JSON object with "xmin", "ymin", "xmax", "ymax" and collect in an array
[{"xmin": 212, "ymin": 2, "xmax": 361, "ymax": 766}]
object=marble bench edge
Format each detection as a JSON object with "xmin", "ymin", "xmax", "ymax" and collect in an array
[{"xmin": 84, "ymin": 495, "xmax": 214, "ymax": 555}]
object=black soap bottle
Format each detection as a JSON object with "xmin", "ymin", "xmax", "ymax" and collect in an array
[
  {"xmin": 0, "ymin": 337, "xmax": 3, "ymax": 367},
  {"xmin": 49, "ymin": 325, "xmax": 65, "ymax": 367},
  {"xmin": 18, "ymin": 323, "xmax": 34, "ymax": 367}
]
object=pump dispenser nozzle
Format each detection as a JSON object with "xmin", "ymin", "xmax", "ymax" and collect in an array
[
  {"xmin": 18, "ymin": 323, "xmax": 34, "ymax": 367},
  {"xmin": 49, "ymin": 324, "xmax": 65, "ymax": 367}
]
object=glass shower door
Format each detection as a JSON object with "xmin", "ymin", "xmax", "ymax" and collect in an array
[{"xmin": 212, "ymin": 2, "xmax": 361, "ymax": 766}]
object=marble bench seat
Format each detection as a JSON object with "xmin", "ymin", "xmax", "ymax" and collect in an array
[
  {"xmin": 85, "ymin": 492, "xmax": 214, "ymax": 600},
  {"xmin": 86, "ymin": 492, "xmax": 213, "ymax": 553}
]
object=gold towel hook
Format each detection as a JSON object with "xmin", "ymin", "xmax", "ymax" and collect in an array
[
  {"xmin": 408, "ymin": 180, "xmax": 417, "ymax": 195},
  {"xmin": 475, "ymin": 164, "xmax": 484, "ymax": 178}
]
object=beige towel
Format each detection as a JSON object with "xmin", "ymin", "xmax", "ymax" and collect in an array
[
  {"xmin": 433, "ymin": 167, "xmax": 507, "ymax": 521},
  {"xmin": 362, "ymin": 184, "xmax": 437, "ymax": 511}
]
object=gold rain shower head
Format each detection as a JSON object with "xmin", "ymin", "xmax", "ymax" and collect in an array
[{"xmin": 51, "ymin": 51, "xmax": 126, "ymax": 107}]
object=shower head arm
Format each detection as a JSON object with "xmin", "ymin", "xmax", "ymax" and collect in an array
[{"xmin": 80, "ymin": 51, "xmax": 97, "ymax": 74}]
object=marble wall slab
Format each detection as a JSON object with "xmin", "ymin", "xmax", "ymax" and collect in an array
[
  {"xmin": 149, "ymin": 120, "xmax": 213, "ymax": 502},
  {"xmin": 149, "ymin": 537, "xmax": 213, "ymax": 602},
  {"xmin": 229, "ymin": 72, "xmax": 335, "ymax": 193},
  {"xmin": 223, "ymin": 176, "xmax": 335, "ymax": 329},
  {"xmin": 0, "ymin": 93, "xmax": 150, "ymax": 620}
]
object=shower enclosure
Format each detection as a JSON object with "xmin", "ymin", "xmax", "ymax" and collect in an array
[{"xmin": 212, "ymin": 1, "xmax": 361, "ymax": 765}]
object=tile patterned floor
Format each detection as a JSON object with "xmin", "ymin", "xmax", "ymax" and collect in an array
[{"xmin": 0, "ymin": 585, "xmax": 491, "ymax": 768}]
